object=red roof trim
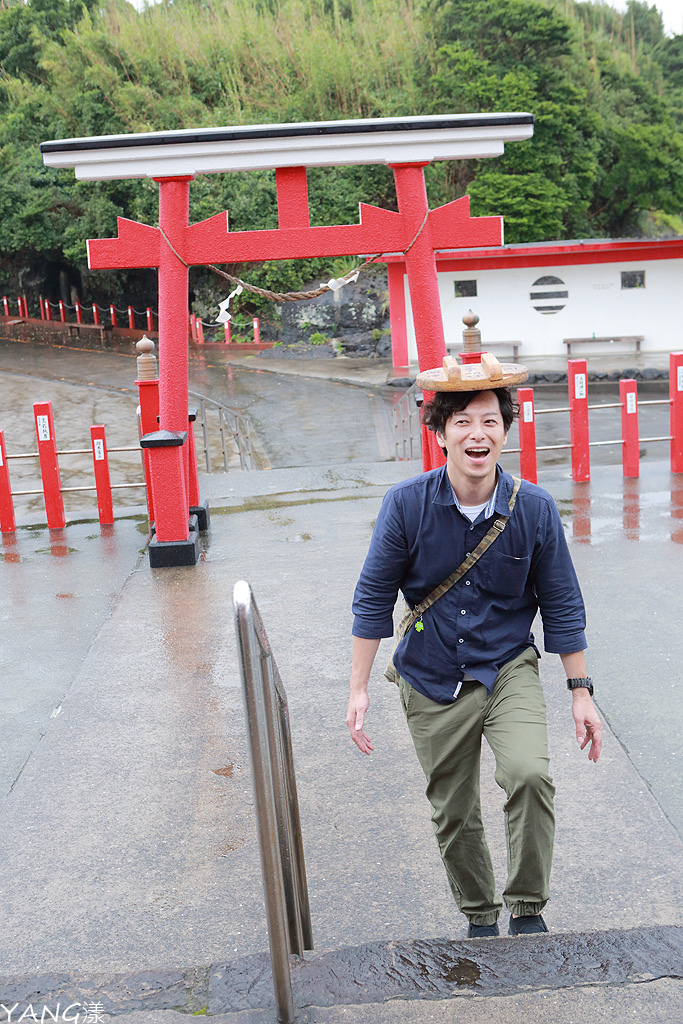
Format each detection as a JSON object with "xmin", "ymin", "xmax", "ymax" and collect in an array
[{"xmin": 384, "ymin": 237, "xmax": 683, "ymax": 270}]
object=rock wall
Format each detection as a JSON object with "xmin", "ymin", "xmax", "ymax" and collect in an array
[{"xmin": 276, "ymin": 270, "xmax": 391, "ymax": 358}]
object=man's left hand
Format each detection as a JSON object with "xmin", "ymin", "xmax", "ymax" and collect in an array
[{"xmin": 572, "ymin": 692, "xmax": 602, "ymax": 762}]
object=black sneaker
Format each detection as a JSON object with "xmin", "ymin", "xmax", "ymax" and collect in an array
[
  {"xmin": 508, "ymin": 914, "xmax": 549, "ymax": 935},
  {"xmin": 467, "ymin": 921, "xmax": 500, "ymax": 938}
]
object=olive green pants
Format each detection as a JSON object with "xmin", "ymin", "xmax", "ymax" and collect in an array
[{"xmin": 398, "ymin": 648, "xmax": 555, "ymax": 926}]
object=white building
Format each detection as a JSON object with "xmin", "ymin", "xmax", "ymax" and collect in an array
[{"xmin": 387, "ymin": 237, "xmax": 683, "ymax": 366}]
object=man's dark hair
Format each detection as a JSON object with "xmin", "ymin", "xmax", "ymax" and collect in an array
[{"xmin": 422, "ymin": 388, "xmax": 518, "ymax": 438}]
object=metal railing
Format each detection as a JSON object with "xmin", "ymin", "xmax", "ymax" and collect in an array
[
  {"xmin": 6, "ymin": 445, "xmax": 146, "ymax": 498},
  {"xmin": 189, "ymin": 390, "xmax": 258, "ymax": 471},
  {"xmin": 390, "ymin": 388, "xmax": 675, "ymax": 467},
  {"xmin": 392, "ymin": 389, "xmax": 422, "ymax": 461},
  {"xmin": 233, "ymin": 581, "xmax": 313, "ymax": 1024},
  {"xmin": 532, "ymin": 398, "xmax": 673, "ymax": 449}
]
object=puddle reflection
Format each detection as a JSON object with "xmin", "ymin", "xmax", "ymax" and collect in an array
[
  {"xmin": 571, "ymin": 484, "xmax": 591, "ymax": 544},
  {"xmin": 565, "ymin": 476, "xmax": 683, "ymax": 544},
  {"xmin": 48, "ymin": 530, "xmax": 72, "ymax": 558},
  {"xmin": 622, "ymin": 477, "xmax": 640, "ymax": 540},
  {"xmin": 0, "ymin": 532, "xmax": 20, "ymax": 563},
  {"xmin": 672, "ymin": 477, "xmax": 683, "ymax": 545}
]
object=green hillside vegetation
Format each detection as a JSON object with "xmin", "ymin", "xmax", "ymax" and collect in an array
[{"xmin": 0, "ymin": 0, "xmax": 682, "ymax": 316}]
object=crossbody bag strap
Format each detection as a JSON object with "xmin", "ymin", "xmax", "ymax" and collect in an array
[{"xmin": 398, "ymin": 476, "xmax": 522, "ymax": 638}]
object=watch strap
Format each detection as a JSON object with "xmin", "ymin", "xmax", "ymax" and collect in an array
[{"xmin": 567, "ymin": 676, "xmax": 594, "ymax": 696}]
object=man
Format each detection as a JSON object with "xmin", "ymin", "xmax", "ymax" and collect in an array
[{"xmin": 347, "ymin": 386, "xmax": 601, "ymax": 938}]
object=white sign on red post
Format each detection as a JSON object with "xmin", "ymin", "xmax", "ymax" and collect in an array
[
  {"xmin": 33, "ymin": 401, "xmax": 65, "ymax": 529},
  {"xmin": 36, "ymin": 415, "xmax": 50, "ymax": 442}
]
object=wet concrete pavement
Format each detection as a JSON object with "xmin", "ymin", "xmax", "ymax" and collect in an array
[
  {"xmin": 3, "ymin": 925, "xmax": 681, "ymax": 1021},
  {"xmin": 0, "ymin": 334, "xmax": 682, "ymax": 1021},
  {"xmin": 0, "ymin": 516, "xmax": 147, "ymax": 801},
  {"xmin": 0, "ymin": 459, "xmax": 681, "ymax": 1022},
  {"xmin": 97, "ymin": 979, "xmax": 683, "ymax": 1024},
  {"xmin": 0, "ymin": 335, "xmax": 395, "ymax": 473},
  {"xmin": 0, "ymin": 333, "xmax": 675, "ymax": 478}
]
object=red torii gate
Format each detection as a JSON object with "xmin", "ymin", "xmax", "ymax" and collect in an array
[{"xmin": 41, "ymin": 114, "xmax": 533, "ymax": 565}]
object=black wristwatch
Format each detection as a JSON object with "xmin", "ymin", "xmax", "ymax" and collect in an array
[{"xmin": 567, "ymin": 676, "xmax": 594, "ymax": 696}]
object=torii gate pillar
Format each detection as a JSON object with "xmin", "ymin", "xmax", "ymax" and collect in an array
[
  {"xmin": 41, "ymin": 114, "xmax": 534, "ymax": 566},
  {"xmin": 139, "ymin": 176, "xmax": 196, "ymax": 564}
]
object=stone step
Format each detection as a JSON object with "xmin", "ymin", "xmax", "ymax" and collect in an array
[{"xmin": 3, "ymin": 925, "xmax": 681, "ymax": 1023}]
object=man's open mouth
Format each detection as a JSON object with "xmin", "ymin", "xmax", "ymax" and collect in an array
[{"xmin": 465, "ymin": 447, "xmax": 490, "ymax": 462}]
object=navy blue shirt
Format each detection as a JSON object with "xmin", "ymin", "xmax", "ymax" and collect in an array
[{"xmin": 352, "ymin": 466, "xmax": 587, "ymax": 704}]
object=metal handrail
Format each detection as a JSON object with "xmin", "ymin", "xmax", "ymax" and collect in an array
[
  {"xmin": 189, "ymin": 390, "xmax": 257, "ymax": 471},
  {"xmin": 233, "ymin": 581, "xmax": 313, "ymax": 1024},
  {"xmin": 392, "ymin": 389, "xmax": 422, "ymax": 461}
]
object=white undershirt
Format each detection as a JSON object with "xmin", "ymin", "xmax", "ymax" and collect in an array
[{"xmin": 459, "ymin": 501, "xmax": 488, "ymax": 523}]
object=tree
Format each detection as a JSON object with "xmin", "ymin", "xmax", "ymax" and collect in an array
[{"xmin": 468, "ymin": 170, "xmax": 569, "ymax": 241}]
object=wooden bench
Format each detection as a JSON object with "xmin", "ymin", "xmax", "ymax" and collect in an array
[
  {"xmin": 446, "ymin": 340, "xmax": 521, "ymax": 362},
  {"xmin": 68, "ymin": 323, "xmax": 113, "ymax": 344},
  {"xmin": 563, "ymin": 336, "xmax": 643, "ymax": 358}
]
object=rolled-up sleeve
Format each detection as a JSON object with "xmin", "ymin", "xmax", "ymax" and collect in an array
[
  {"xmin": 352, "ymin": 490, "xmax": 409, "ymax": 639},
  {"xmin": 533, "ymin": 498, "xmax": 587, "ymax": 653}
]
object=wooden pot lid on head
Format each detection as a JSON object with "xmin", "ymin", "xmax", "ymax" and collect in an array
[{"xmin": 416, "ymin": 351, "xmax": 528, "ymax": 391}]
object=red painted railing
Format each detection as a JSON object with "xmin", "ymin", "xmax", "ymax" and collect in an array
[{"xmin": 513, "ymin": 354, "xmax": 682, "ymax": 482}]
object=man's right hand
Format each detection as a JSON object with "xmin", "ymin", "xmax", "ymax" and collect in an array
[
  {"xmin": 347, "ymin": 636, "xmax": 381, "ymax": 755},
  {"xmin": 346, "ymin": 688, "xmax": 373, "ymax": 754}
]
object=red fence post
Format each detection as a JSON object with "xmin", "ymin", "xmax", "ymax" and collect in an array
[
  {"xmin": 253, "ymin": 317, "xmax": 261, "ymax": 344},
  {"xmin": 196, "ymin": 318, "xmax": 204, "ymax": 344},
  {"xmin": 671, "ymin": 352, "xmax": 683, "ymax": 474},
  {"xmin": 0, "ymin": 430, "xmax": 16, "ymax": 533},
  {"xmin": 516, "ymin": 386, "xmax": 537, "ymax": 484},
  {"xmin": 2, "ymin": 296, "xmax": 9, "ymax": 316},
  {"xmin": 135, "ymin": 338, "xmax": 159, "ymax": 523},
  {"xmin": 92, "ymin": 303, "xmax": 101, "ymax": 326},
  {"xmin": 33, "ymin": 401, "xmax": 65, "ymax": 529},
  {"xmin": 146, "ymin": 307, "xmax": 154, "ymax": 332},
  {"xmin": 39, "ymin": 297, "xmax": 46, "ymax": 320},
  {"xmin": 224, "ymin": 320, "xmax": 231, "ymax": 344},
  {"xmin": 185, "ymin": 409, "xmax": 209, "ymax": 531},
  {"xmin": 17, "ymin": 297, "xmax": 22, "ymax": 317},
  {"xmin": 75, "ymin": 301, "xmax": 83, "ymax": 324},
  {"xmin": 189, "ymin": 313, "xmax": 197, "ymax": 342},
  {"xmin": 45, "ymin": 300, "xmax": 52, "ymax": 321},
  {"xmin": 620, "ymin": 379, "xmax": 639, "ymax": 478},
  {"xmin": 59, "ymin": 300, "xmax": 67, "ymax": 323},
  {"xmin": 90, "ymin": 425, "xmax": 114, "ymax": 525},
  {"xmin": 186, "ymin": 411, "xmax": 201, "ymax": 509},
  {"xmin": 110, "ymin": 305, "xmax": 117, "ymax": 327},
  {"xmin": 568, "ymin": 359, "xmax": 590, "ymax": 482},
  {"xmin": 128, "ymin": 306, "xmax": 135, "ymax": 330}
]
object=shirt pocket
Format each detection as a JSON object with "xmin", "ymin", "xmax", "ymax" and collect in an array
[{"xmin": 479, "ymin": 552, "xmax": 532, "ymax": 597}]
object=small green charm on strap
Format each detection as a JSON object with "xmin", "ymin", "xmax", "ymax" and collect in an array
[{"xmin": 414, "ymin": 618, "xmax": 424, "ymax": 632}]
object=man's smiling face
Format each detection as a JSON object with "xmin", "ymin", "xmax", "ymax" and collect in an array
[{"xmin": 436, "ymin": 391, "xmax": 508, "ymax": 493}]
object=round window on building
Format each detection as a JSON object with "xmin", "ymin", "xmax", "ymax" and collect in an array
[{"xmin": 530, "ymin": 275, "xmax": 568, "ymax": 315}]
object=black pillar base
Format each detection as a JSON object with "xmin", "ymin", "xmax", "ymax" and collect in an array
[
  {"xmin": 149, "ymin": 518, "xmax": 200, "ymax": 568},
  {"xmin": 190, "ymin": 499, "xmax": 210, "ymax": 533}
]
